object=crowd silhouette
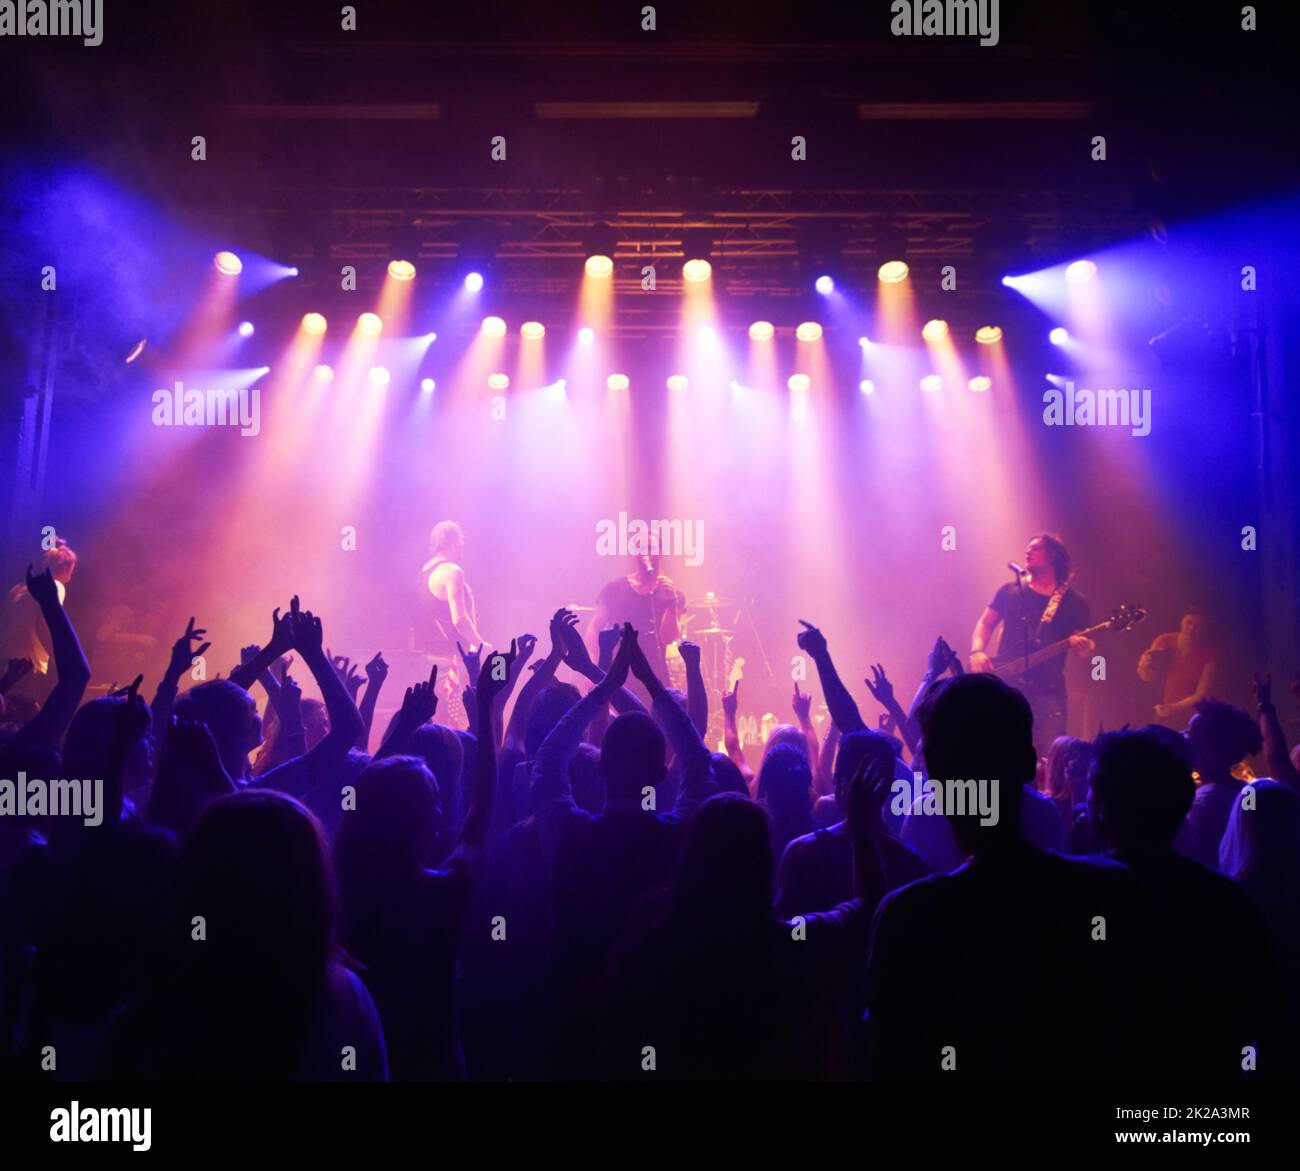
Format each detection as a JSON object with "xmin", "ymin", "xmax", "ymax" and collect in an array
[{"xmin": 2, "ymin": 565, "xmax": 1299, "ymax": 1082}]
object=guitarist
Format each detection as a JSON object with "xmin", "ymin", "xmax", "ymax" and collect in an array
[{"xmin": 968, "ymin": 533, "xmax": 1094, "ymax": 751}]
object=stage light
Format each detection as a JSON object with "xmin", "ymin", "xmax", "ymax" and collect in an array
[
  {"xmin": 425, "ymin": 332, "xmax": 438, "ymax": 342},
  {"xmin": 303, "ymin": 312, "xmax": 327, "ymax": 335},
  {"xmin": 238, "ymin": 321, "xmax": 255, "ymax": 338},
  {"xmin": 287, "ymin": 267, "xmax": 300, "ymax": 277},
  {"xmin": 922, "ymin": 319, "xmax": 949, "ymax": 342},
  {"xmin": 481, "ymin": 316, "xmax": 507, "ymax": 338},
  {"xmin": 488, "ymin": 373, "xmax": 509, "ymax": 390},
  {"xmin": 358, "ymin": 312, "xmax": 383, "ymax": 336},
  {"xmin": 314, "ymin": 364, "xmax": 334, "ymax": 383},
  {"xmin": 520, "ymin": 321, "xmax": 546, "ymax": 340},
  {"xmin": 748, "ymin": 321, "xmax": 774, "ymax": 341},
  {"xmin": 368, "ymin": 366, "xmax": 390, "ymax": 386},
  {"xmin": 697, "ymin": 326, "xmax": 716, "ymax": 343},
  {"xmin": 585, "ymin": 254, "xmax": 613, "ymax": 278},
  {"xmin": 682, "ymin": 258, "xmax": 712, "ymax": 283},
  {"xmin": 214, "ymin": 250, "xmax": 242, "ymax": 276},
  {"xmin": 968, "ymin": 376, "xmax": 992, "ymax": 392},
  {"xmin": 788, "ymin": 374, "xmax": 811, "ymax": 393},
  {"xmin": 729, "ymin": 380, "xmax": 745, "ymax": 394},
  {"xmin": 859, "ymin": 379, "xmax": 875, "ymax": 395},
  {"xmin": 1049, "ymin": 327, "xmax": 1069, "ymax": 346},
  {"xmin": 858, "ymin": 335, "xmax": 870, "ymax": 347},
  {"xmin": 667, "ymin": 375, "xmax": 688, "ymax": 391},
  {"xmin": 921, "ymin": 374, "xmax": 943, "ymax": 392},
  {"xmin": 1046, "ymin": 373, "xmax": 1067, "ymax": 388},
  {"xmin": 877, "ymin": 260, "xmax": 909, "ymax": 283},
  {"xmin": 607, "ymin": 374, "xmax": 629, "ymax": 391},
  {"xmin": 815, "ymin": 275, "xmax": 835, "ymax": 295},
  {"xmin": 1065, "ymin": 259, "xmax": 1097, "ymax": 284},
  {"xmin": 124, "ymin": 338, "xmax": 148, "ymax": 364},
  {"xmin": 464, "ymin": 272, "xmax": 484, "ymax": 292},
  {"xmin": 577, "ymin": 327, "xmax": 595, "ymax": 345},
  {"xmin": 1001, "ymin": 274, "xmax": 1018, "ymax": 287},
  {"xmin": 421, "ymin": 378, "xmax": 436, "ymax": 393},
  {"xmin": 388, "ymin": 259, "xmax": 416, "ymax": 281},
  {"xmin": 975, "ymin": 325, "xmax": 1003, "ymax": 345},
  {"xmin": 795, "ymin": 321, "xmax": 824, "ymax": 342}
]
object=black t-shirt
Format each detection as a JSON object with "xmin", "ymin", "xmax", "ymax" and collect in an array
[{"xmin": 989, "ymin": 581, "xmax": 1089, "ymax": 693}]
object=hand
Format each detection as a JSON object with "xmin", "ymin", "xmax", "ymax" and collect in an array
[
  {"xmin": 970, "ymin": 651, "xmax": 994, "ymax": 674},
  {"xmin": 331, "ymin": 653, "xmax": 364, "ymax": 699},
  {"xmin": 864, "ymin": 663, "xmax": 895, "ymax": 708},
  {"xmin": 276, "ymin": 671, "xmax": 303, "ymax": 713},
  {"xmin": 796, "ymin": 619, "xmax": 828, "ymax": 659},
  {"xmin": 0, "ymin": 658, "xmax": 34, "ymax": 688},
  {"xmin": 927, "ymin": 636, "xmax": 954, "ymax": 677},
  {"xmin": 792, "ymin": 683, "xmax": 813, "ymax": 724},
  {"xmin": 597, "ymin": 625, "xmax": 621, "ymax": 667},
  {"xmin": 1068, "ymin": 635, "xmax": 1095, "ymax": 658},
  {"xmin": 288, "ymin": 597, "xmax": 324, "ymax": 657},
  {"xmin": 365, "ymin": 652, "xmax": 389, "ymax": 685},
  {"xmin": 624, "ymin": 626, "xmax": 659, "ymax": 689},
  {"xmin": 167, "ymin": 618, "xmax": 210, "ymax": 678},
  {"xmin": 1252, "ymin": 673, "xmax": 1272, "ymax": 708},
  {"xmin": 547, "ymin": 608, "xmax": 572, "ymax": 661},
  {"xmin": 516, "ymin": 633, "xmax": 537, "ymax": 663},
  {"xmin": 1154, "ymin": 702, "xmax": 1173, "ymax": 718},
  {"xmin": 240, "ymin": 644, "xmax": 262, "ymax": 668},
  {"xmin": 398, "ymin": 665, "xmax": 439, "ymax": 728},
  {"xmin": 108, "ymin": 674, "xmax": 151, "ymax": 744},
  {"xmin": 457, "ymin": 641, "xmax": 484, "ymax": 681},
  {"xmin": 558, "ymin": 614, "xmax": 596, "ymax": 675},
  {"xmin": 266, "ymin": 600, "xmax": 297, "ymax": 658},
  {"xmin": 25, "ymin": 564, "xmax": 61, "ymax": 610},
  {"xmin": 845, "ymin": 751, "xmax": 893, "ymax": 839},
  {"xmin": 605, "ymin": 623, "xmax": 637, "ymax": 692},
  {"xmin": 722, "ymin": 680, "xmax": 740, "ymax": 721},
  {"xmin": 478, "ymin": 639, "xmax": 519, "ymax": 704},
  {"xmin": 678, "ymin": 640, "xmax": 702, "ymax": 673}
]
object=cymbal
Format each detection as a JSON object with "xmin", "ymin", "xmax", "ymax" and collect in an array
[
  {"xmin": 686, "ymin": 594, "xmax": 739, "ymax": 609},
  {"xmin": 563, "ymin": 603, "xmax": 596, "ymax": 613},
  {"xmin": 691, "ymin": 626, "xmax": 734, "ymax": 636}
]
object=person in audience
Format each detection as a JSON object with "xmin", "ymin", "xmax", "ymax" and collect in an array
[{"xmin": 1178, "ymin": 698, "xmax": 1262, "ymax": 870}]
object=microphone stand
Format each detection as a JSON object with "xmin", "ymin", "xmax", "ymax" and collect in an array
[{"xmin": 1014, "ymin": 567, "xmax": 1031, "ymax": 676}]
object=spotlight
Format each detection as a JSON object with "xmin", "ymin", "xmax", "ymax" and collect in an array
[
  {"xmin": 287, "ymin": 267, "xmax": 300, "ymax": 277},
  {"xmin": 388, "ymin": 259, "xmax": 416, "ymax": 281},
  {"xmin": 682, "ymin": 258, "xmax": 712, "ymax": 283},
  {"xmin": 975, "ymin": 325, "xmax": 1003, "ymax": 345},
  {"xmin": 787, "ymin": 374, "xmax": 811, "ymax": 393},
  {"xmin": 921, "ymin": 319, "xmax": 949, "ymax": 342},
  {"xmin": 968, "ymin": 376, "xmax": 992, "ymax": 392},
  {"xmin": 795, "ymin": 321, "xmax": 823, "ymax": 342},
  {"xmin": 368, "ymin": 366, "xmax": 391, "ymax": 386},
  {"xmin": 425, "ymin": 332, "xmax": 438, "ymax": 342},
  {"xmin": 666, "ymin": 375, "xmax": 688, "ymax": 391},
  {"xmin": 421, "ymin": 378, "xmax": 436, "ymax": 393},
  {"xmin": 748, "ymin": 321, "xmax": 774, "ymax": 341},
  {"xmin": 920, "ymin": 374, "xmax": 943, "ymax": 392},
  {"xmin": 521, "ymin": 321, "xmax": 546, "ymax": 340},
  {"xmin": 214, "ymin": 250, "xmax": 242, "ymax": 276},
  {"xmin": 859, "ymin": 379, "xmax": 875, "ymax": 395},
  {"xmin": 729, "ymin": 380, "xmax": 744, "ymax": 394},
  {"xmin": 1001, "ymin": 274, "xmax": 1018, "ymax": 287},
  {"xmin": 124, "ymin": 338, "xmax": 148, "ymax": 364},
  {"xmin": 607, "ymin": 374, "xmax": 629, "ymax": 391},
  {"xmin": 313, "ymin": 364, "xmax": 334, "ymax": 383},
  {"xmin": 814, "ymin": 275, "xmax": 835, "ymax": 295},
  {"xmin": 877, "ymin": 260, "xmax": 909, "ymax": 284},
  {"xmin": 481, "ymin": 316, "xmax": 507, "ymax": 338},
  {"xmin": 1049, "ymin": 327, "xmax": 1069, "ymax": 346},
  {"xmin": 577, "ymin": 327, "xmax": 595, "ymax": 345},
  {"xmin": 697, "ymin": 326, "xmax": 716, "ymax": 343},
  {"xmin": 1065, "ymin": 259, "xmax": 1097, "ymax": 284},
  {"xmin": 488, "ymin": 373, "xmax": 509, "ymax": 390},
  {"xmin": 585, "ymin": 255, "xmax": 613, "ymax": 278},
  {"xmin": 464, "ymin": 272, "xmax": 484, "ymax": 292},
  {"xmin": 237, "ymin": 321, "xmax": 255, "ymax": 338},
  {"xmin": 358, "ymin": 312, "xmax": 383, "ymax": 336},
  {"xmin": 303, "ymin": 312, "xmax": 328, "ymax": 335},
  {"xmin": 1046, "ymin": 373, "xmax": 1068, "ymax": 388},
  {"xmin": 858, "ymin": 335, "xmax": 870, "ymax": 347}
]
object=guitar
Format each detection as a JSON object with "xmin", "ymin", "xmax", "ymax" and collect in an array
[{"xmin": 991, "ymin": 603, "xmax": 1147, "ymax": 682}]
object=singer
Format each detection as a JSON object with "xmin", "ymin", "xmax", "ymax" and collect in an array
[{"xmin": 968, "ymin": 533, "xmax": 1094, "ymax": 750}]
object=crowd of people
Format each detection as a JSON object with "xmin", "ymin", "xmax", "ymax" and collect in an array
[{"xmin": 1, "ymin": 551, "xmax": 1299, "ymax": 1082}]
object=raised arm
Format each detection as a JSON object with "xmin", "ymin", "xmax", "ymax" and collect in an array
[
  {"xmin": 10, "ymin": 567, "xmax": 91, "ymax": 749},
  {"xmin": 792, "ymin": 683, "xmax": 823, "ymax": 789},
  {"xmin": 796, "ymin": 620, "xmax": 866, "ymax": 735},
  {"xmin": 450, "ymin": 641, "xmax": 517, "ymax": 869},
  {"xmin": 558, "ymin": 609, "xmax": 646, "ymax": 715},
  {"xmin": 356, "ymin": 652, "xmax": 388, "ymax": 751},
  {"xmin": 678, "ymin": 640, "xmax": 709, "ymax": 738},
  {"xmin": 1253, "ymin": 675, "xmax": 1300, "ymax": 791},
  {"xmin": 286, "ymin": 601, "xmax": 365, "ymax": 768},
  {"xmin": 721, "ymin": 679, "xmax": 754, "ymax": 784},
  {"xmin": 503, "ymin": 609, "xmax": 567, "ymax": 752}
]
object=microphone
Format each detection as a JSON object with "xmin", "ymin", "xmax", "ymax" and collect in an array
[{"xmin": 1008, "ymin": 561, "xmax": 1027, "ymax": 577}]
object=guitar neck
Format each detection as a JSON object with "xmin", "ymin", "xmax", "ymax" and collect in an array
[{"xmin": 997, "ymin": 618, "xmax": 1110, "ymax": 676}]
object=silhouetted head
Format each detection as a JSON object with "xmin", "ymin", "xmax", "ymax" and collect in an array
[
  {"xmin": 300, "ymin": 698, "xmax": 328, "ymax": 749},
  {"xmin": 429, "ymin": 519, "xmax": 465, "ymax": 561},
  {"xmin": 672, "ymin": 792, "xmax": 773, "ymax": 934},
  {"xmin": 1045, "ymin": 736, "xmax": 1094, "ymax": 807},
  {"xmin": 761, "ymin": 723, "xmax": 807, "ymax": 766},
  {"xmin": 525, "ymin": 682, "xmax": 582, "ymax": 757},
  {"xmin": 174, "ymin": 680, "xmax": 262, "ymax": 777},
  {"xmin": 1220, "ymin": 780, "xmax": 1300, "ymax": 907},
  {"xmin": 710, "ymin": 751, "xmax": 749, "ymax": 795},
  {"xmin": 407, "ymin": 722, "xmax": 465, "ymax": 795},
  {"xmin": 599, "ymin": 710, "xmax": 667, "ymax": 801},
  {"xmin": 63, "ymin": 696, "xmax": 155, "ymax": 815},
  {"xmin": 757, "ymin": 742, "xmax": 813, "ymax": 824},
  {"xmin": 834, "ymin": 729, "xmax": 900, "ymax": 809},
  {"xmin": 1185, "ymin": 699, "xmax": 1261, "ymax": 778},
  {"xmin": 918, "ymin": 674, "xmax": 1035, "ymax": 854},
  {"xmin": 1088, "ymin": 727, "xmax": 1195, "ymax": 854},
  {"xmin": 336, "ymin": 756, "xmax": 442, "ymax": 886},
  {"xmin": 570, "ymin": 742, "xmax": 605, "ymax": 813}
]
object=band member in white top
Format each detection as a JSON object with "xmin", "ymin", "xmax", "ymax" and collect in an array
[{"xmin": 422, "ymin": 520, "xmax": 487, "ymax": 654}]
